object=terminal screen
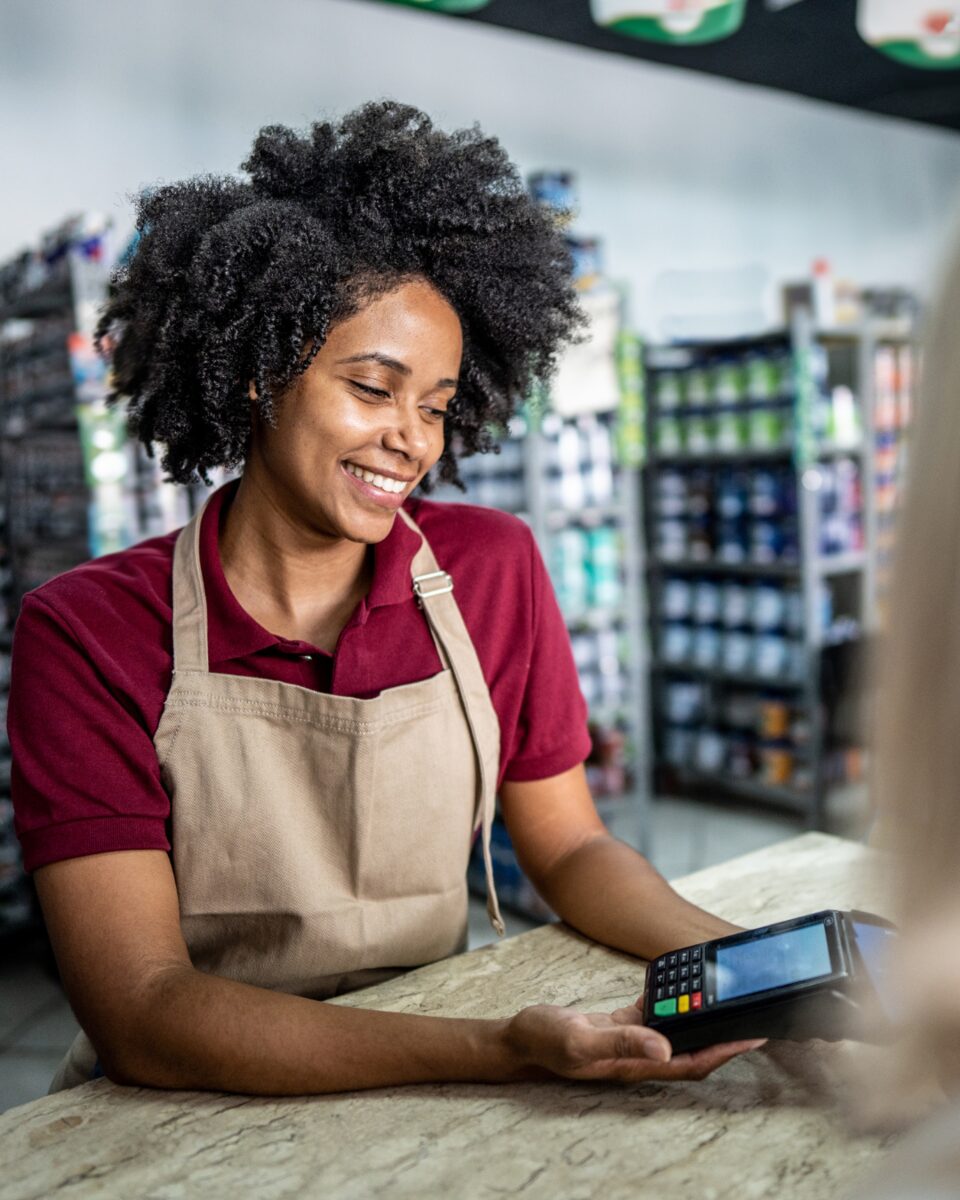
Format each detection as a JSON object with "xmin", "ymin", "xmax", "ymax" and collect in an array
[{"xmin": 715, "ymin": 922, "xmax": 833, "ymax": 1002}]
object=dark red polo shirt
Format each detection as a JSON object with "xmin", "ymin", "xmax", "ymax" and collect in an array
[{"xmin": 8, "ymin": 480, "xmax": 591, "ymax": 874}]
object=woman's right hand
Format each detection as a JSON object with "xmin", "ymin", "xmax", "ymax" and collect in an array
[{"xmin": 503, "ymin": 1003, "xmax": 766, "ymax": 1084}]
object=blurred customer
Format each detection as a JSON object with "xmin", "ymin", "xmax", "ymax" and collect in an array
[{"xmin": 851, "ymin": 215, "xmax": 960, "ymax": 1194}]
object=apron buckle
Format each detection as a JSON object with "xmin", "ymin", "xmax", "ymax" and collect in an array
[{"xmin": 413, "ymin": 570, "xmax": 454, "ymax": 608}]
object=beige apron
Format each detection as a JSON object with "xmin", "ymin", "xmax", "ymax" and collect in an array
[{"xmin": 50, "ymin": 499, "xmax": 504, "ymax": 1092}]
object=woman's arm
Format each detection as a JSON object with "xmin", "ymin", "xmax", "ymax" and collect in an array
[
  {"xmin": 500, "ymin": 764, "xmax": 740, "ymax": 960},
  {"xmin": 35, "ymin": 848, "xmax": 756, "ymax": 1094}
]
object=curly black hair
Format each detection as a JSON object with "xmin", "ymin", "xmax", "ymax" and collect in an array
[{"xmin": 98, "ymin": 100, "xmax": 584, "ymax": 487}]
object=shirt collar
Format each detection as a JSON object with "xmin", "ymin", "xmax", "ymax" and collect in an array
[{"xmin": 200, "ymin": 479, "xmax": 421, "ymax": 665}]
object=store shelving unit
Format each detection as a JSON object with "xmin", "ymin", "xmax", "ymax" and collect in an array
[
  {"xmin": 642, "ymin": 310, "xmax": 916, "ymax": 828},
  {"xmin": 0, "ymin": 215, "xmax": 118, "ymax": 943},
  {"xmin": 435, "ymin": 390, "xmax": 652, "ymax": 921}
]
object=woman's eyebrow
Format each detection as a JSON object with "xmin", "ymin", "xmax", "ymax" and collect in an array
[{"xmin": 336, "ymin": 352, "xmax": 458, "ymax": 389}]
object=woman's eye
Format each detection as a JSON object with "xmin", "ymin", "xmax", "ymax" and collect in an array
[
  {"xmin": 423, "ymin": 407, "xmax": 448, "ymax": 420},
  {"xmin": 353, "ymin": 382, "xmax": 390, "ymax": 399}
]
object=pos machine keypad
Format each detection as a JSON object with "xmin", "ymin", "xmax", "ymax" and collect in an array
[{"xmin": 651, "ymin": 944, "xmax": 703, "ymax": 1016}]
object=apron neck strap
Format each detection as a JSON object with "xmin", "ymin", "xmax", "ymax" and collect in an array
[
  {"xmin": 170, "ymin": 496, "xmax": 215, "ymax": 674},
  {"xmin": 396, "ymin": 506, "xmax": 506, "ymax": 938}
]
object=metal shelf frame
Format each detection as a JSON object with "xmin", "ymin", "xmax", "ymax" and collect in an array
[{"xmin": 641, "ymin": 310, "xmax": 911, "ymax": 828}]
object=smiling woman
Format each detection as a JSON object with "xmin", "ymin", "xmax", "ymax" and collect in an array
[{"xmin": 9, "ymin": 101, "xmax": 764, "ymax": 1101}]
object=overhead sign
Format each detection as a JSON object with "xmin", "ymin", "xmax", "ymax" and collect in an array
[
  {"xmin": 590, "ymin": 0, "xmax": 747, "ymax": 45},
  {"xmin": 857, "ymin": 0, "xmax": 960, "ymax": 68}
]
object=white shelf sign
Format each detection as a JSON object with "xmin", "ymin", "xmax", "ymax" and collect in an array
[
  {"xmin": 550, "ymin": 288, "xmax": 622, "ymax": 418},
  {"xmin": 857, "ymin": 0, "xmax": 960, "ymax": 68},
  {"xmin": 590, "ymin": 0, "xmax": 747, "ymax": 44}
]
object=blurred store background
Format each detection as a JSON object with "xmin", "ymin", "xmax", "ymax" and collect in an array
[{"xmin": 1, "ymin": 0, "xmax": 959, "ymax": 1110}]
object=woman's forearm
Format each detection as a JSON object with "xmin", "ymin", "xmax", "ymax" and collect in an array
[
  {"xmin": 108, "ymin": 963, "xmax": 524, "ymax": 1094},
  {"xmin": 533, "ymin": 835, "xmax": 740, "ymax": 961}
]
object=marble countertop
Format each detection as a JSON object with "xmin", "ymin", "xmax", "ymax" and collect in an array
[{"xmin": 0, "ymin": 832, "xmax": 894, "ymax": 1199}]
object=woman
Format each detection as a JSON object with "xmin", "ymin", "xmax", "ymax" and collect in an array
[{"xmin": 10, "ymin": 102, "xmax": 762, "ymax": 1095}]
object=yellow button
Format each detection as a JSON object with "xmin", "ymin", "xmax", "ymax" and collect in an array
[{"xmin": 678, "ymin": 994, "xmax": 690, "ymax": 1014}]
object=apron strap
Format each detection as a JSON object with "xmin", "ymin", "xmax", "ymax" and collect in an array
[
  {"xmin": 170, "ymin": 496, "xmax": 215, "ymax": 674},
  {"xmin": 397, "ymin": 507, "xmax": 505, "ymax": 938}
]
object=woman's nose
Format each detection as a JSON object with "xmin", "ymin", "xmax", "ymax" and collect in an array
[{"xmin": 382, "ymin": 405, "xmax": 431, "ymax": 460}]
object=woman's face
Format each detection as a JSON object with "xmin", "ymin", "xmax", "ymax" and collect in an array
[{"xmin": 248, "ymin": 277, "xmax": 462, "ymax": 543}]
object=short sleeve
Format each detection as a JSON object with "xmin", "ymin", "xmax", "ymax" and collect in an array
[
  {"xmin": 499, "ymin": 532, "xmax": 592, "ymax": 783},
  {"xmin": 8, "ymin": 594, "xmax": 172, "ymax": 873}
]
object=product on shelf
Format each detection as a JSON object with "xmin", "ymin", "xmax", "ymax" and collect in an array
[
  {"xmin": 660, "ymin": 681, "xmax": 814, "ymax": 794},
  {"xmin": 818, "ymin": 456, "xmax": 863, "ymax": 555},
  {"xmin": 651, "ymin": 463, "xmax": 799, "ymax": 566},
  {"xmin": 658, "ymin": 571, "xmax": 808, "ymax": 684},
  {"xmin": 806, "ymin": 341, "xmax": 864, "ymax": 447},
  {"xmin": 540, "ymin": 412, "xmax": 618, "ymax": 511},
  {"xmin": 650, "ymin": 344, "xmax": 796, "ymax": 458}
]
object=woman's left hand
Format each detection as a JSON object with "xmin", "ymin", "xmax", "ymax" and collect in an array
[{"xmin": 505, "ymin": 1002, "xmax": 766, "ymax": 1084}]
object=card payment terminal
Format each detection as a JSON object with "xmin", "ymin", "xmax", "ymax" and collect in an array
[{"xmin": 641, "ymin": 910, "xmax": 896, "ymax": 1053}]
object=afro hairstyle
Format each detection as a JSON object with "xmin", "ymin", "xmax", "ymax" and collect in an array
[{"xmin": 97, "ymin": 100, "xmax": 585, "ymax": 487}]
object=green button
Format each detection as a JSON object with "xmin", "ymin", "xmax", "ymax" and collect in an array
[{"xmin": 654, "ymin": 998, "xmax": 677, "ymax": 1017}]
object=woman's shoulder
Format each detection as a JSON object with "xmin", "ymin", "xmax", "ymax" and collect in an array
[
  {"xmin": 21, "ymin": 528, "xmax": 179, "ymax": 634},
  {"xmin": 405, "ymin": 496, "xmax": 535, "ymax": 560}
]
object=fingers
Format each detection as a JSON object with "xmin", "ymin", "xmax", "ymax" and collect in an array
[
  {"xmin": 664, "ymin": 1038, "xmax": 767, "ymax": 1078},
  {"xmin": 563, "ymin": 1023, "xmax": 766, "ymax": 1083},
  {"xmin": 574, "ymin": 1020, "xmax": 674, "ymax": 1066},
  {"xmin": 595, "ymin": 1037, "xmax": 763, "ymax": 1083}
]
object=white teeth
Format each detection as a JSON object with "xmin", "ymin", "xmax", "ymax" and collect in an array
[{"xmin": 346, "ymin": 462, "xmax": 406, "ymax": 494}]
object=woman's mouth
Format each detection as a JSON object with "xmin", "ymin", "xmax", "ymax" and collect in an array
[{"xmin": 341, "ymin": 460, "xmax": 413, "ymax": 509}]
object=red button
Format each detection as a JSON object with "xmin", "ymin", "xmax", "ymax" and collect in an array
[{"xmin": 692, "ymin": 992, "xmax": 702, "ymax": 1010}]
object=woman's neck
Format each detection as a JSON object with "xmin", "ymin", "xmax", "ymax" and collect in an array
[{"xmin": 217, "ymin": 474, "xmax": 373, "ymax": 652}]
